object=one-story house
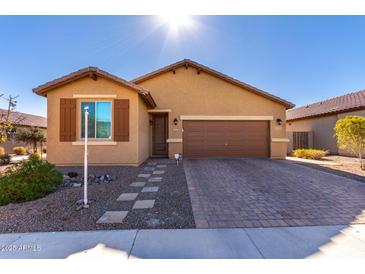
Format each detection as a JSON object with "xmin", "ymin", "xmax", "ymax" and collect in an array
[
  {"xmin": 33, "ymin": 59, "xmax": 294, "ymax": 166},
  {"xmin": 286, "ymin": 89, "xmax": 365, "ymax": 155},
  {"xmin": 0, "ymin": 108, "xmax": 47, "ymax": 154}
]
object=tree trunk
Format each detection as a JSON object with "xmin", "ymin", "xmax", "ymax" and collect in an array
[{"xmin": 359, "ymin": 152, "xmax": 365, "ymax": 170}]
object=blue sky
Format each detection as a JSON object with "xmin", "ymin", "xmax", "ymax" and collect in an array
[{"xmin": 1, "ymin": 16, "xmax": 365, "ymax": 117}]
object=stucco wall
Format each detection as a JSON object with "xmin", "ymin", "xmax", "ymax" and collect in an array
[
  {"xmin": 138, "ymin": 96, "xmax": 150, "ymax": 164},
  {"xmin": 47, "ymin": 77, "xmax": 141, "ymax": 166},
  {"xmin": 287, "ymin": 110, "xmax": 365, "ymax": 155},
  {"xmin": 136, "ymin": 66, "xmax": 288, "ymax": 159},
  {"xmin": 287, "ymin": 115, "xmax": 338, "ymax": 153}
]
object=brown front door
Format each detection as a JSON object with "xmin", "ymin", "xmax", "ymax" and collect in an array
[
  {"xmin": 152, "ymin": 114, "xmax": 168, "ymax": 156},
  {"xmin": 183, "ymin": 120, "xmax": 270, "ymax": 158}
]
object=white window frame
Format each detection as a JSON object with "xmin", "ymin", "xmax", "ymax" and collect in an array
[{"xmin": 80, "ymin": 100, "xmax": 113, "ymax": 141}]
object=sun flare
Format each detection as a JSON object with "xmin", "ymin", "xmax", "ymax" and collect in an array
[{"xmin": 159, "ymin": 15, "xmax": 194, "ymax": 31}]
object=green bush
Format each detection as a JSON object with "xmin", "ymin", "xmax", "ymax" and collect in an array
[
  {"xmin": 0, "ymin": 147, "xmax": 5, "ymax": 156},
  {"xmin": 292, "ymin": 149, "xmax": 329, "ymax": 160},
  {"xmin": 0, "ymin": 156, "xmax": 63, "ymax": 206},
  {"xmin": 13, "ymin": 146, "xmax": 27, "ymax": 155},
  {"xmin": 32, "ymin": 152, "xmax": 41, "ymax": 160}
]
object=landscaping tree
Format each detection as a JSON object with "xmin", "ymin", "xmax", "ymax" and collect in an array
[
  {"xmin": 15, "ymin": 127, "xmax": 47, "ymax": 157},
  {"xmin": 0, "ymin": 94, "xmax": 24, "ymax": 143},
  {"xmin": 334, "ymin": 115, "xmax": 365, "ymax": 170}
]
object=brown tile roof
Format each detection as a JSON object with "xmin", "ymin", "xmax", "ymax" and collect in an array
[
  {"xmin": 33, "ymin": 67, "xmax": 156, "ymax": 108},
  {"xmin": 287, "ymin": 89, "xmax": 365, "ymax": 121},
  {"xmin": 0, "ymin": 108, "xmax": 47, "ymax": 128},
  {"xmin": 132, "ymin": 59, "xmax": 295, "ymax": 109}
]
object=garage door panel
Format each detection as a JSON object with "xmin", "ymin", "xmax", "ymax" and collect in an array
[{"xmin": 183, "ymin": 120, "xmax": 269, "ymax": 158}]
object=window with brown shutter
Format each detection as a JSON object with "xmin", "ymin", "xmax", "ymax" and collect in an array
[
  {"xmin": 60, "ymin": 98, "xmax": 76, "ymax": 142},
  {"xmin": 114, "ymin": 99, "xmax": 129, "ymax": 141}
]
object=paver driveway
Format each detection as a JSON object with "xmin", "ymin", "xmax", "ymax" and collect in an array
[{"xmin": 184, "ymin": 158, "xmax": 365, "ymax": 228}]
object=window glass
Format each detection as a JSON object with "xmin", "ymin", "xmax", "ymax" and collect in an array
[
  {"xmin": 81, "ymin": 102, "xmax": 95, "ymax": 138},
  {"xmin": 96, "ymin": 102, "xmax": 112, "ymax": 138}
]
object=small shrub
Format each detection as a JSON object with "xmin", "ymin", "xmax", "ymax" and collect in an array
[
  {"xmin": 0, "ymin": 156, "xmax": 63, "ymax": 206},
  {"xmin": 32, "ymin": 152, "xmax": 41, "ymax": 160},
  {"xmin": 13, "ymin": 146, "xmax": 26, "ymax": 155},
  {"xmin": 42, "ymin": 147, "xmax": 47, "ymax": 153},
  {"xmin": 0, "ymin": 147, "xmax": 5, "ymax": 156},
  {"xmin": 67, "ymin": 171, "xmax": 78, "ymax": 178},
  {"xmin": 292, "ymin": 149, "xmax": 329, "ymax": 160}
]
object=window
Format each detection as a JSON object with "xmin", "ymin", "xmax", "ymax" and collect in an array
[{"xmin": 81, "ymin": 101, "xmax": 112, "ymax": 139}]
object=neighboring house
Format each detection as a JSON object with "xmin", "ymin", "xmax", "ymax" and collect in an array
[
  {"xmin": 0, "ymin": 108, "xmax": 47, "ymax": 154},
  {"xmin": 286, "ymin": 89, "xmax": 365, "ymax": 155},
  {"xmin": 33, "ymin": 59, "xmax": 294, "ymax": 166}
]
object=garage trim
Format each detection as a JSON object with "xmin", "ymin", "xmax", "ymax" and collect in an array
[{"xmin": 180, "ymin": 115, "xmax": 273, "ymax": 121}]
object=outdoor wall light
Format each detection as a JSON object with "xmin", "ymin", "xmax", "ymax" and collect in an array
[
  {"xmin": 173, "ymin": 118, "xmax": 179, "ymax": 125},
  {"xmin": 276, "ymin": 118, "xmax": 283, "ymax": 126}
]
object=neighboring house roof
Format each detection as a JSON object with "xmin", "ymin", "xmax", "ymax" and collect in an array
[
  {"xmin": 33, "ymin": 67, "xmax": 156, "ymax": 108},
  {"xmin": 132, "ymin": 59, "xmax": 295, "ymax": 109},
  {"xmin": 287, "ymin": 89, "xmax": 365, "ymax": 121},
  {"xmin": 0, "ymin": 108, "xmax": 47, "ymax": 128}
]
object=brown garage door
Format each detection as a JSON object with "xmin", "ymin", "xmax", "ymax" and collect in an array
[{"xmin": 183, "ymin": 120, "xmax": 270, "ymax": 158}]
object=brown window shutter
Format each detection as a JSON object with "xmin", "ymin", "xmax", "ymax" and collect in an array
[
  {"xmin": 60, "ymin": 98, "xmax": 76, "ymax": 142},
  {"xmin": 114, "ymin": 99, "xmax": 129, "ymax": 141}
]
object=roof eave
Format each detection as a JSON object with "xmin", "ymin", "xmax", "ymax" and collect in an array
[
  {"xmin": 287, "ymin": 105, "xmax": 365, "ymax": 121},
  {"xmin": 32, "ymin": 67, "xmax": 156, "ymax": 108}
]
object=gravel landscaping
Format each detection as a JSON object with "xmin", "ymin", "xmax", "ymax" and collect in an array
[
  {"xmin": 0, "ymin": 159, "xmax": 195, "ymax": 233},
  {"xmin": 291, "ymin": 155, "xmax": 365, "ymax": 183}
]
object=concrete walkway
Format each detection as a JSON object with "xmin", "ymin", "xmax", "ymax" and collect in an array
[{"xmin": 1, "ymin": 224, "xmax": 365, "ymax": 259}]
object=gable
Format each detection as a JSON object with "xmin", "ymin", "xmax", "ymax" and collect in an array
[
  {"xmin": 133, "ymin": 59, "xmax": 294, "ymax": 109},
  {"xmin": 33, "ymin": 67, "xmax": 156, "ymax": 108},
  {"xmin": 134, "ymin": 65, "xmax": 287, "ymax": 116}
]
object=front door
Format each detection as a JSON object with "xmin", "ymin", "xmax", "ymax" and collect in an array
[{"xmin": 152, "ymin": 114, "xmax": 168, "ymax": 156}]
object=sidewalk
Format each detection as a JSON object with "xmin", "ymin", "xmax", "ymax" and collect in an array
[{"xmin": 1, "ymin": 225, "xmax": 365, "ymax": 259}]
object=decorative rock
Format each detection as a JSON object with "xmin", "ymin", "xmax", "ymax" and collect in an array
[{"xmin": 147, "ymin": 218, "xmax": 162, "ymax": 227}]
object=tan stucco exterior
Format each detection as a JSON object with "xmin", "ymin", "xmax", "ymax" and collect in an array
[
  {"xmin": 41, "ymin": 63, "xmax": 291, "ymax": 166},
  {"xmin": 137, "ymin": 66, "xmax": 288, "ymax": 159},
  {"xmin": 287, "ymin": 109, "xmax": 365, "ymax": 155},
  {"xmin": 47, "ymin": 77, "xmax": 146, "ymax": 166}
]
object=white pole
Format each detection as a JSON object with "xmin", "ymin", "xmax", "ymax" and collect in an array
[{"xmin": 83, "ymin": 106, "xmax": 89, "ymax": 207}]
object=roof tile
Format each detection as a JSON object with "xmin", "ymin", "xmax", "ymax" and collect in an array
[{"xmin": 287, "ymin": 89, "xmax": 365, "ymax": 121}]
